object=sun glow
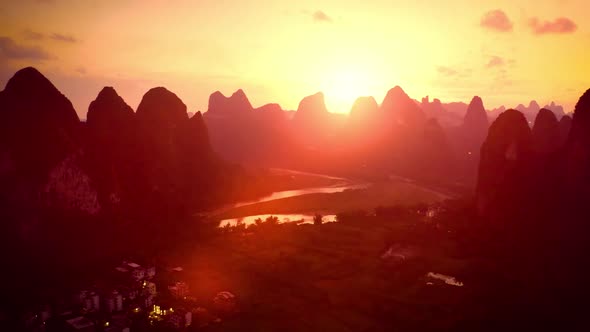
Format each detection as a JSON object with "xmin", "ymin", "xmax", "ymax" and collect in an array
[{"xmin": 320, "ymin": 65, "xmax": 381, "ymax": 114}]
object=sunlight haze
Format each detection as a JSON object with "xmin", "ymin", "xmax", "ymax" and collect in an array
[{"xmin": 1, "ymin": 0, "xmax": 589, "ymax": 117}]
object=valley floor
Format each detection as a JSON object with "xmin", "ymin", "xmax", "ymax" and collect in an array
[
  {"xmin": 166, "ymin": 213, "xmax": 480, "ymax": 332},
  {"xmin": 216, "ymin": 175, "xmax": 450, "ymax": 220}
]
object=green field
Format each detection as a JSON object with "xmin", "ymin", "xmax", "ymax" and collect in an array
[{"xmin": 171, "ymin": 213, "xmax": 477, "ymax": 332}]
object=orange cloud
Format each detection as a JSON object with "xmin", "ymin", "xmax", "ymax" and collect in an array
[
  {"xmin": 0, "ymin": 37, "xmax": 53, "ymax": 60},
  {"xmin": 50, "ymin": 33, "xmax": 78, "ymax": 43},
  {"xmin": 529, "ymin": 17, "xmax": 577, "ymax": 35},
  {"xmin": 480, "ymin": 10, "xmax": 513, "ymax": 32},
  {"xmin": 22, "ymin": 30, "xmax": 79, "ymax": 43},
  {"xmin": 23, "ymin": 29, "xmax": 44, "ymax": 40},
  {"xmin": 312, "ymin": 10, "xmax": 332, "ymax": 23},
  {"xmin": 486, "ymin": 56, "xmax": 505, "ymax": 68}
]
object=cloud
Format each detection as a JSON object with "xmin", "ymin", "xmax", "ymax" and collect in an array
[
  {"xmin": 21, "ymin": 30, "xmax": 80, "ymax": 43},
  {"xmin": 486, "ymin": 56, "xmax": 505, "ymax": 68},
  {"xmin": 0, "ymin": 37, "xmax": 53, "ymax": 60},
  {"xmin": 312, "ymin": 10, "xmax": 332, "ymax": 23},
  {"xmin": 480, "ymin": 10, "xmax": 513, "ymax": 32},
  {"xmin": 437, "ymin": 66, "xmax": 458, "ymax": 76},
  {"xmin": 23, "ymin": 29, "xmax": 44, "ymax": 40},
  {"xmin": 529, "ymin": 17, "xmax": 577, "ymax": 35},
  {"xmin": 50, "ymin": 33, "xmax": 78, "ymax": 43}
]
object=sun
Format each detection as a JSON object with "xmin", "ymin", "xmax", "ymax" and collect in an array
[{"xmin": 320, "ymin": 66, "xmax": 378, "ymax": 114}]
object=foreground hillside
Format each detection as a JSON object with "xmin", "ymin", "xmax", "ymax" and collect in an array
[{"xmin": 166, "ymin": 201, "xmax": 580, "ymax": 332}]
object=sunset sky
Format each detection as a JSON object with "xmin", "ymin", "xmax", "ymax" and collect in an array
[{"xmin": 1, "ymin": 0, "xmax": 589, "ymax": 118}]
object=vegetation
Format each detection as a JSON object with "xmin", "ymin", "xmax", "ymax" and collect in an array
[
  {"xmin": 168, "ymin": 201, "xmax": 478, "ymax": 331},
  {"xmin": 217, "ymin": 181, "xmax": 445, "ymax": 220},
  {"xmin": 313, "ymin": 214, "xmax": 323, "ymax": 225}
]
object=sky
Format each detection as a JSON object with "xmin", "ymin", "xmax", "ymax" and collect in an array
[{"xmin": 1, "ymin": 0, "xmax": 589, "ymax": 118}]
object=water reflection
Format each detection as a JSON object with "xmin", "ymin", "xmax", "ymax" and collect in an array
[
  {"xmin": 426, "ymin": 272, "xmax": 464, "ymax": 287},
  {"xmin": 231, "ymin": 184, "xmax": 367, "ymax": 209},
  {"xmin": 219, "ymin": 214, "xmax": 337, "ymax": 228}
]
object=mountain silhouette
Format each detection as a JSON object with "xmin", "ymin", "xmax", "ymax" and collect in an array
[
  {"xmin": 418, "ymin": 97, "xmax": 464, "ymax": 127},
  {"xmin": 421, "ymin": 96, "xmax": 446, "ymax": 118},
  {"xmin": 87, "ymin": 87, "xmax": 135, "ymax": 134},
  {"xmin": 531, "ymin": 108, "xmax": 560, "ymax": 154},
  {"xmin": 207, "ymin": 89, "xmax": 253, "ymax": 116},
  {"xmin": 346, "ymin": 96, "xmax": 381, "ymax": 149},
  {"xmin": 292, "ymin": 92, "xmax": 334, "ymax": 147},
  {"xmin": 463, "ymin": 96, "xmax": 489, "ymax": 137},
  {"xmin": 349, "ymin": 96, "xmax": 379, "ymax": 127},
  {"xmin": 0, "ymin": 67, "xmax": 80, "ymax": 186},
  {"xmin": 476, "ymin": 109, "xmax": 533, "ymax": 218},
  {"xmin": 135, "ymin": 87, "xmax": 189, "ymax": 190},
  {"xmin": 380, "ymin": 86, "xmax": 426, "ymax": 126},
  {"xmin": 421, "ymin": 96, "xmax": 446, "ymax": 114},
  {"xmin": 254, "ymin": 103, "xmax": 286, "ymax": 125},
  {"xmin": 175, "ymin": 111, "xmax": 219, "ymax": 209},
  {"xmin": 85, "ymin": 87, "xmax": 138, "ymax": 210},
  {"xmin": 544, "ymin": 101, "xmax": 565, "ymax": 118},
  {"xmin": 464, "ymin": 96, "xmax": 489, "ymax": 125},
  {"xmin": 136, "ymin": 87, "xmax": 188, "ymax": 129},
  {"xmin": 558, "ymin": 114, "xmax": 572, "ymax": 145},
  {"xmin": 419, "ymin": 118, "xmax": 456, "ymax": 176},
  {"xmin": 513, "ymin": 100, "xmax": 569, "ymax": 122},
  {"xmin": 132, "ymin": 87, "xmax": 222, "ymax": 215},
  {"xmin": 0, "ymin": 67, "xmax": 92, "ymax": 218},
  {"xmin": 563, "ymin": 89, "xmax": 590, "ymax": 201},
  {"xmin": 204, "ymin": 88, "xmax": 294, "ymax": 165},
  {"xmin": 445, "ymin": 96, "xmax": 491, "ymax": 185},
  {"xmin": 179, "ymin": 111, "xmax": 215, "ymax": 171},
  {"xmin": 295, "ymin": 92, "xmax": 329, "ymax": 117},
  {"xmin": 184, "ymin": 111, "xmax": 211, "ymax": 154}
]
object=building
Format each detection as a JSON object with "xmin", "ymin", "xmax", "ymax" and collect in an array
[
  {"xmin": 117, "ymin": 261, "xmax": 156, "ymax": 283},
  {"xmin": 114, "ymin": 291, "xmax": 123, "ymax": 312},
  {"xmin": 146, "ymin": 266, "xmax": 156, "ymax": 279},
  {"xmin": 168, "ymin": 281, "xmax": 189, "ymax": 298},
  {"xmin": 213, "ymin": 291, "xmax": 237, "ymax": 313},
  {"xmin": 131, "ymin": 268, "xmax": 145, "ymax": 282},
  {"xmin": 79, "ymin": 291, "xmax": 100, "ymax": 312},
  {"xmin": 104, "ymin": 291, "xmax": 124, "ymax": 313},
  {"xmin": 65, "ymin": 316, "xmax": 94, "ymax": 332},
  {"xmin": 90, "ymin": 292, "xmax": 100, "ymax": 311},
  {"xmin": 144, "ymin": 295, "xmax": 155, "ymax": 308},
  {"xmin": 144, "ymin": 281, "xmax": 157, "ymax": 297}
]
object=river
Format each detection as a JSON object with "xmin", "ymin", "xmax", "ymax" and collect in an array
[
  {"xmin": 217, "ymin": 169, "xmax": 367, "ymax": 227},
  {"xmin": 231, "ymin": 169, "xmax": 368, "ymax": 208},
  {"xmin": 217, "ymin": 169, "xmax": 451, "ymax": 227}
]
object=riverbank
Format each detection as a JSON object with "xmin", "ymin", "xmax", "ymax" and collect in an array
[{"xmin": 215, "ymin": 178, "xmax": 448, "ymax": 221}]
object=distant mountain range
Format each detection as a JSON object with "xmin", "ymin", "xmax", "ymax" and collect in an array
[{"xmin": 0, "ymin": 66, "xmax": 581, "ymax": 238}]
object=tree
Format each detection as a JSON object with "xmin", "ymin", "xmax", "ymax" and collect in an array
[
  {"xmin": 313, "ymin": 214, "xmax": 323, "ymax": 225},
  {"xmin": 265, "ymin": 215, "xmax": 279, "ymax": 225}
]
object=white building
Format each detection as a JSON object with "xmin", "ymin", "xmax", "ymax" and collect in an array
[{"xmin": 65, "ymin": 316, "xmax": 95, "ymax": 332}]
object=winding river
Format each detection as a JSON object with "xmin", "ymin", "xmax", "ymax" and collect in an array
[
  {"xmin": 217, "ymin": 169, "xmax": 365, "ymax": 227},
  {"xmin": 216, "ymin": 169, "xmax": 453, "ymax": 228}
]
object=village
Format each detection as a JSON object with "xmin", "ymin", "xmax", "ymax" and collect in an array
[{"xmin": 23, "ymin": 261, "xmax": 237, "ymax": 331}]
